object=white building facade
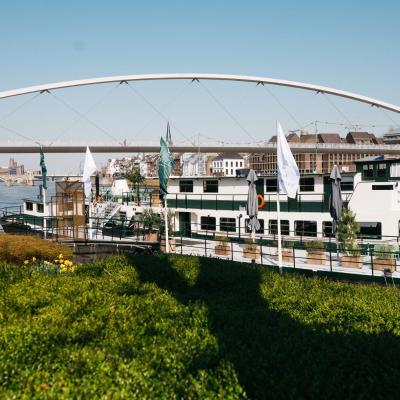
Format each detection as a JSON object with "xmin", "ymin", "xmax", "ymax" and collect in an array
[{"xmin": 212, "ymin": 153, "xmax": 245, "ymax": 176}]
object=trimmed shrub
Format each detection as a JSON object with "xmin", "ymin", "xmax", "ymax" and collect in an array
[
  {"xmin": 0, "ymin": 234, "xmax": 72, "ymax": 264},
  {"xmin": 374, "ymin": 243, "xmax": 398, "ymax": 259},
  {"xmin": 305, "ymin": 239, "xmax": 325, "ymax": 253}
]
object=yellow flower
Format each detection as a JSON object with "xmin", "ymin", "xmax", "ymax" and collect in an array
[
  {"xmin": 59, "ymin": 254, "xmax": 63, "ymax": 259},
  {"xmin": 23, "ymin": 260, "xmax": 29, "ymax": 265},
  {"xmin": 32, "ymin": 257, "xmax": 36, "ymax": 262},
  {"xmin": 54, "ymin": 259, "xmax": 59, "ymax": 263}
]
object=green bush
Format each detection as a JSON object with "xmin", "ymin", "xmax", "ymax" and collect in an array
[
  {"xmin": 343, "ymin": 241, "xmax": 362, "ymax": 256},
  {"xmin": 374, "ymin": 243, "xmax": 398, "ymax": 259},
  {"xmin": 244, "ymin": 237, "xmax": 259, "ymax": 249},
  {"xmin": 304, "ymin": 239, "xmax": 325, "ymax": 253},
  {"xmin": 140, "ymin": 208, "xmax": 161, "ymax": 232},
  {"xmin": 1, "ymin": 254, "xmax": 400, "ymax": 399},
  {"xmin": 215, "ymin": 235, "xmax": 229, "ymax": 245},
  {"xmin": 0, "ymin": 233, "xmax": 72, "ymax": 264},
  {"xmin": 337, "ymin": 208, "xmax": 361, "ymax": 256},
  {"xmin": 273, "ymin": 239, "xmax": 294, "ymax": 249}
]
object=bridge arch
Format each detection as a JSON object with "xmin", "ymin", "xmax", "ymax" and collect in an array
[{"xmin": 0, "ymin": 73, "xmax": 399, "ymax": 113}]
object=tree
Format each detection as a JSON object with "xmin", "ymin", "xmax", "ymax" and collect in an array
[
  {"xmin": 126, "ymin": 167, "xmax": 145, "ymax": 204},
  {"xmin": 337, "ymin": 207, "xmax": 360, "ymax": 255}
]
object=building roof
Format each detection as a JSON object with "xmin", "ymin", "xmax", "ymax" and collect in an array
[
  {"xmin": 346, "ymin": 131, "xmax": 378, "ymax": 143},
  {"xmin": 299, "ymin": 134, "xmax": 318, "ymax": 143},
  {"xmin": 317, "ymin": 133, "xmax": 341, "ymax": 144},
  {"xmin": 213, "ymin": 152, "xmax": 244, "ymax": 161},
  {"xmin": 268, "ymin": 133, "xmax": 299, "ymax": 143}
]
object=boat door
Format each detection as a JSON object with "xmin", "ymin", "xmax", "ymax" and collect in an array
[{"xmin": 179, "ymin": 212, "xmax": 191, "ymax": 237}]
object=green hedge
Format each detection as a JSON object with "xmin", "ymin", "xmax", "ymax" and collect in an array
[{"xmin": 0, "ymin": 254, "xmax": 400, "ymax": 399}]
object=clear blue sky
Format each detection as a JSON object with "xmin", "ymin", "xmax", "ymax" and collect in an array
[{"xmin": 0, "ymin": 0, "xmax": 399, "ymax": 172}]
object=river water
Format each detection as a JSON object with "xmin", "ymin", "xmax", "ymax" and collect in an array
[{"xmin": 0, "ymin": 181, "xmax": 56, "ymax": 209}]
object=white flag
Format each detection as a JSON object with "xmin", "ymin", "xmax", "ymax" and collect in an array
[
  {"xmin": 277, "ymin": 121, "xmax": 300, "ymax": 199},
  {"xmin": 82, "ymin": 146, "xmax": 97, "ymax": 198}
]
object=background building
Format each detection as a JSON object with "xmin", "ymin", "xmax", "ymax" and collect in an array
[
  {"xmin": 212, "ymin": 153, "xmax": 245, "ymax": 176},
  {"xmin": 249, "ymin": 131, "xmax": 386, "ymax": 175}
]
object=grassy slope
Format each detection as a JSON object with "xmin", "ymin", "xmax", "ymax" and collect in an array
[{"xmin": 0, "ymin": 254, "xmax": 400, "ymax": 399}]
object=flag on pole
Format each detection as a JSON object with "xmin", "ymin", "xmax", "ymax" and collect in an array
[
  {"xmin": 82, "ymin": 146, "xmax": 97, "ymax": 198},
  {"xmin": 277, "ymin": 121, "xmax": 300, "ymax": 199},
  {"xmin": 39, "ymin": 147, "xmax": 47, "ymax": 190},
  {"xmin": 158, "ymin": 136, "xmax": 175, "ymax": 196}
]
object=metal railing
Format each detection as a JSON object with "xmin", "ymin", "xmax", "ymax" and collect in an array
[
  {"xmin": 166, "ymin": 192, "xmax": 352, "ymax": 213},
  {"xmin": 171, "ymin": 223, "xmax": 399, "ymax": 281}
]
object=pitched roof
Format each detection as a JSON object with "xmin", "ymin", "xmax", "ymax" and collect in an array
[
  {"xmin": 213, "ymin": 152, "xmax": 244, "ymax": 161},
  {"xmin": 268, "ymin": 133, "xmax": 299, "ymax": 143},
  {"xmin": 299, "ymin": 134, "xmax": 318, "ymax": 143},
  {"xmin": 317, "ymin": 133, "xmax": 341, "ymax": 143},
  {"xmin": 347, "ymin": 131, "xmax": 372, "ymax": 139}
]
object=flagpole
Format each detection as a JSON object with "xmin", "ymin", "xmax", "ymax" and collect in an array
[
  {"xmin": 89, "ymin": 198, "xmax": 93, "ymax": 240},
  {"xmin": 277, "ymin": 189, "xmax": 282, "ymax": 272},
  {"xmin": 164, "ymin": 197, "xmax": 170, "ymax": 253},
  {"xmin": 43, "ymin": 185, "xmax": 47, "ymax": 239}
]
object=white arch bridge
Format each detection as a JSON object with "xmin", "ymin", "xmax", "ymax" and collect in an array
[{"xmin": 0, "ymin": 73, "xmax": 399, "ymax": 153}]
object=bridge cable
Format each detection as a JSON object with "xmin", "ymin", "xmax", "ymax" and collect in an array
[
  {"xmin": 0, "ymin": 92, "xmax": 43, "ymax": 144},
  {"xmin": 195, "ymin": 80, "xmax": 258, "ymax": 143},
  {"xmin": 0, "ymin": 122, "xmax": 37, "ymax": 144},
  {"xmin": 376, "ymin": 106, "xmax": 400, "ymax": 129},
  {"xmin": 47, "ymin": 91, "xmax": 121, "ymax": 144},
  {"xmin": 126, "ymin": 80, "xmax": 193, "ymax": 142},
  {"xmin": 321, "ymin": 93, "xmax": 355, "ymax": 129},
  {"xmin": 259, "ymin": 83, "xmax": 303, "ymax": 130},
  {"xmin": 123, "ymin": 82, "xmax": 196, "ymax": 145},
  {"xmin": 0, "ymin": 92, "xmax": 42, "ymax": 124},
  {"xmin": 48, "ymin": 83, "xmax": 121, "ymax": 146}
]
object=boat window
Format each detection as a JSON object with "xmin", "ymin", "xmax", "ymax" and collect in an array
[
  {"xmin": 269, "ymin": 220, "xmax": 290, "ymax": 235},
  {"xmin": 295, "ymin": 220, "xmax": 317, "ymax": 237},
  {"xmin": 377, "ymin": 163, "xmax": 387, "ymax": 178},
  {"xmin": 372, "ymin": 185, "xmax": 393, "ymax": 190},
  {"xmin": 26, "ymin": 202, "xmax": 33, "ymax": 211},
  {"xmin": 245, "ymin": 219, "xmax": 265, "ymax": 234},
  {"xmin": 37, "ymin": 203, "xmax": 44, "ymax": 213},
  {"xmin": 300, "ymin": 177, "xmax": 314, "ymax": 192},
  {"xmin": 203, "ymin": 180, "xmax": 218, "ymax": 193},
  {"xmin": 201, "ymin": 216, "xmax": 216, "ymax": 231},
  {"xmin": 362, "ymin": 164, "xmax": 374, "ymax": 178},
  {"xmin": 390, "ymin": 163, "xmax": 400, "ymax": 178},
  {"xmin": 265, "ymin": 178, "xmax": 278, "ymax": 193},
  {"xmin": 322, "ymin": 221, "xmax": 334, "ymax": 238},
  {"xmin": 340, "ymin": 176, "xmax": 354, "ymax": 191},
  {"xmin": 220, "ymin": 217, "xmax": 236, "ymax": 232},
  {"xmin": 359, "ymin": 222, "xmax": 382, "ymax": 239},
  {"xmin": 179, "ymin": 180, "xmax": 193, "ymax": 193}
]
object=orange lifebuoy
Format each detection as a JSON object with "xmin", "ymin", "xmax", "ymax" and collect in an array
[{"xmin": 257, "ymin": 194, "xmax": 265, "ymax": 209}]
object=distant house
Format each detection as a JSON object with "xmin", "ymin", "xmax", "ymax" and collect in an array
[
  {"xmin": 382, "ymin": 131, "xmax": 400, "ymax": 144},
  {"xmin": 268, "ymin": 132, "xmax": 300, "ymax": 143},
  {"xmin": 212, "ymin": 153, "xmax": 244, "ymax": 177},
  {"xmin": 346, "ymin": 131, "xmax": 378, "ymax": 145},
  {"xmin": 317, "ymin": 133, "xmax": 341, "ymax": 144}
]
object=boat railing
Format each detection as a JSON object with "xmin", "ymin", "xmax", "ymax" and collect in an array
[
  {"xmin": 171, "ymin": 221, "xmax": 400, "ymax": 280},
  {"xmin": 165, "ymin": 192, "xmax": 352, "ymax": 212}
]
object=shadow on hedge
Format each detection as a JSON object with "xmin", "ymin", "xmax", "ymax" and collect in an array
[{"xmin": 130, "ymin": 254, "xmax": 400, "ymax": 399}]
